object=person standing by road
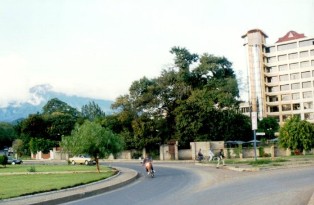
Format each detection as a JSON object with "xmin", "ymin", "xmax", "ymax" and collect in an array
[
  {"xmin": 216, "ymin": 149, "xmax": 225, "ymax": 168},
  {"xmin": 208, "ymin": 148, "xmax": 214, "ymax": 161}
]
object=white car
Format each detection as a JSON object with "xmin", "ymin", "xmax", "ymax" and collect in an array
[{"xmin": 69, "ymin": 155, "xmax": 95, "ymax": 165}]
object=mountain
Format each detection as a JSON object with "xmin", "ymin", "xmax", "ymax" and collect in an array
[{"xmin": 0, "ymin": 84, "xmax": 114, "ymax": 123}]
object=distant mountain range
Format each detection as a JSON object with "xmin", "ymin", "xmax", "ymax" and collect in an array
[{"xmin": 0, "ymin": 84, "xmax": 114, "ymax": 123}]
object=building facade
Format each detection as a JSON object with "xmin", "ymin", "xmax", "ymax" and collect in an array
[{"xmin": 242, "ymin": 29, "xmax": 314, "ymax": 125}]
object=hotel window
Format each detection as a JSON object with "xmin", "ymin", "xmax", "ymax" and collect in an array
[
  {"xmin": 299, "ymin": 39, "xmax": 314, "ymax": 47},
  {"xmin": 278, "ymin": 55, "xmax": 287, "ymax": 61},
  {"xmin": 293, "ymin": 103, "xmax": 300, "ymax": 110},
  {"xmin": 267, "ymin": 56, "xmax": 276, "ymax": 63},
  {"xmin": 280, "ymin": 84, "xmax": 290, "ymax": 91},
  {"xmin": 282, "ymin": 104, "xmax": 291, "ymax": 111},
  {"xmin": 304, "ymin": 113, "xmax": 314, "ymax": 120},
  {"xmin": 268, "ymin": 66, "xmax": 278, "ymax": 73},
  {"xmin": 265, "ymin": 46, "xmax": 276, "ymax": 53},
  {"xmin": 292, "ymin": 93, "xmax": 300, "ymax": 100},
  {"xmin": 269, "ymin": 106, "xmax": 279, "ymax": 112},
  {"xmin": 278, "ymin": 42, "xmax": 297, "ymax": 51},
  {"xmin": 300, "ymin": 51, "xmax": 309, "ymax": 58},
  {"xmin": 300, "ymin": 61, "xmax": 310, "ymax": 68},
  {"xmin": 303, "ymin": 91, "xmax": 313, "ymax": 98},
  {"xmin": 288, "ymin": 52, "xmax": 298, "ymax": 59},
  {"xmin": 301, "ymin": 71, "xmax": 311, "ymax": 78},
  {"xmin": 282, "ymin": 115, "xmax": 292, "ymax": 122},
  {"xmin": 311, "ymin": 60, "xmax": 314, "ymax": 66},
  {"xmin": 302, "ymin": 81, "xmax": 311, "ymax": 88},
  {"xmin": 290, "ymin": 73, "xmax": 300, "ymax": 80},
  {"xmin": 289, "ymin": 63, "xmax": 299, "ymax": 70},
  {"xmin": 267, "ymin": 76, "xmax": 278, "ymax": 83},
  {"xmin": 269, "ymin": 96, "xmax": 278, "ymax": 102},
  {"xmin": 291, "ymin": 83, "xmax": 300, "ymax": 90},
  {"xmin": 279, "ymin": 64, "xmax": 288, "ymax": 71},
  {"xmin": 311, "ymin": 49, "xmax": 314, "ymax": 56},
  {"xmin": 268, "ymin": 86, "xmax": 279, "ymax": 92},
  {"xmin": 281, "ymin": 94, "xmax": 291, "ymax": 101},
  {"xmin": 304, "ymin": 102, "xmax": 313, "ymax": 109},
  {"xmin": 279, "ymin": 74, "xmax": 289, "ymax": 81}
]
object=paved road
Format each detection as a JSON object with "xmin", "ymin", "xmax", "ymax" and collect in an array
[{"xmin": 61, "ymin": 162, "xmax": 314, "ymax": 205}]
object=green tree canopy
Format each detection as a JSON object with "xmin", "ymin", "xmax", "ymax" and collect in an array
[
  {"xmin": 42, "ymin": 98, "xmax": 80, "ymax": 117},
  {"xmin": 81, "ymin": 101, "xmax": 105, "ymax": 121},
  {"xmin": 61, "ymin": 121, "xmax": 125, "ymax": 172},
  {"xmin": 112, "ymin": 46, "xmax": 245, "ymax": 149},
  {"xmin": 257, "ymin": 117, "xmax": 279, "ymax": 139},
  {"xmin": 279, "ymin": 116, "xmax": 314, "ymax": 152},
  {"xmin": 0, "ymin": 122, "xmax": 17, "ymax": 149}
]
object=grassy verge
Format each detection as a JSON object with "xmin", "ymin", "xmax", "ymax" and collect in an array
[
  {"xmin": 205, "ymin": 154, "xmax": 314, "ymax": 167},
  {"xmin": 0, "ymin": 165, "xmax": 117, "ymax": 200}
]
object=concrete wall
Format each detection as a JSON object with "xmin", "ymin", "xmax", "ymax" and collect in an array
[
  {"xmin": 190, "ymin": 141, "xmax": 224, "ymax": 160},
  {"xmin": 160, "ymin": 141, "xmax": 178, "ymax": 160},
  {"xmin": 117, "ymin": 150, "xmax": 132, "ymax": 159},
  {"xmin": 178, "ymin": 149, "xmax": 192, "ymax": 160},
  {"xmin": 160, "ymin": 145, "xmax": 171, "ymax": 160}
]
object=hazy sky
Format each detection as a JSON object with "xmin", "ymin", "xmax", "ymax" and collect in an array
[{"xmin": 1, "ymin": 0, "xmax": 313, "ymax": 107}]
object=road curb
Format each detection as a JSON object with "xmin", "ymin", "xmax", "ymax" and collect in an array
[
  {"xmin": 308, "ymin": 192, "xmax": 314, "ymax": 205},
  {"xmin": 0, "ymin": 167, "xmax": 139, "ymax": 205}
]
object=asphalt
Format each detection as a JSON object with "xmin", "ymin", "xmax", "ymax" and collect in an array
[{"xmin": 1, "ymin": 160, "xmax": 313, "ymax": 205}]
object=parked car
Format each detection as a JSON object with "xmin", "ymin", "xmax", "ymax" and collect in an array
[
  {"xmin": 7, "ymin": 156, "xmax": 23, "ymax": 165},
  {"xmin": 69, "ymin": 155, "xmax": 95, "ymax": 165}
]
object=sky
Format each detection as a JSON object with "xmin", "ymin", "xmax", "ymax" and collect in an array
[{"xmin": 1, "ymin": 0, "xmax": 314, "ymax": 107}]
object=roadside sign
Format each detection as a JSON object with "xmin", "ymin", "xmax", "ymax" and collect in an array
[
  {"xmin": 251, "ymin": 112, "xmax": 257, "ymax": 130},
  {"xmin": 256, "ymin": 132, "xmax": 265, "ymax": 136}
]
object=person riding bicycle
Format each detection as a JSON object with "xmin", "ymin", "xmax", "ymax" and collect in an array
[
  {"xmin": 197, "ymin": 149, "xmax": 204, "ymax": 161},
  {"xmin": 142, "ymin": 154, "xmax": 155, "ymax": 174}
]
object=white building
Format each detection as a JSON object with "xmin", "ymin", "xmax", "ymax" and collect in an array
[{"xmin": 242, "ymin": 29, "xmax": 314, "ymax": 125}]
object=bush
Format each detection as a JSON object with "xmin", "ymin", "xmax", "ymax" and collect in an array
[
  {"xmin": 0, "ymin": 155, "xmax": 8, "ymax": 166},
  {"xmin": 27, "ymin": 166, "xmax": 36, "ymax": 172},
  {"xmin": 259, "ymin": 147, "xmax": 265, "ymax": 157},
  {"xmin": 263, "ymin": 153, "xmax": 271, "ymax": 157},
  {"xmin": 131, "ymin": 151, "xmax": 142, "ymax": 159}
]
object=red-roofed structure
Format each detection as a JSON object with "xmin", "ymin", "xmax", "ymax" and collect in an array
[{"xmin": 276, "ymin": 31, "xmax": 306, "ymax": 43}]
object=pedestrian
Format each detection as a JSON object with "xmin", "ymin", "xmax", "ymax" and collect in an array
[
  {"xmin": 216, "ymin": 149, "xmax": 225, "ymax": 168},
  {"xmin": 208, "ymin": 148, "xmax": 214, "ymax": 161}
]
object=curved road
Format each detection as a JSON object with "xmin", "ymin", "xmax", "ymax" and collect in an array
[{"xmin": 62, "ymin": 162, "xmax": 314, "ymax": 205}]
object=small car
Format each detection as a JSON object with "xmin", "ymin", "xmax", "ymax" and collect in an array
[
  {"xmin": 69, "ymin": 155, "xmax": 95, "ymax": 165},
  {"xmin": 7, "ymin": 156, "xmax": 23, "ymax": 165}
]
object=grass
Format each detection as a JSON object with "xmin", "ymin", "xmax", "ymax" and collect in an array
[
  {"xmin": 0, "ymin": 164, "xmax": 104, "ymax": 173},
  {"xmin": 205, "ymin": 155, "xmax": 314, "ymax": 167},
  {"xmin": 0, "ymin": 165, "xmax": 117, "ymax": 200},
  {"xmin": 248, "ymin": 158, "xmax": 289, "ymax": 166}
]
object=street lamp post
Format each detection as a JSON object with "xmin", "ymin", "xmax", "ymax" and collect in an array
[{"xmin": 251, "ymin": 111, "xmax": 257, "ymax": 160}]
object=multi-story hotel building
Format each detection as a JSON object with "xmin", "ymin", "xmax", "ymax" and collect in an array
[{"xmin": 242, "ymin": 29, "xmax": 314, "ymax": 125}]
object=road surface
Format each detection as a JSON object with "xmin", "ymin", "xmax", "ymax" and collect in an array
[{"xmin": 62, "ymin": 162, "xmax": 314, "ymax": 205}]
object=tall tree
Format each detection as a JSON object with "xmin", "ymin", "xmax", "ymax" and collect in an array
[
  {"xmin": 0, "ymin": 122, "xmax": 17, "ymax": 149},
  {"xmin": 42, "ymin": 98, "xmax": 80, "ymax": 117},
  {"xmin": 111, "ymin": 47, "xmax": 243, "ymax": 150},
  {"xmin": 81, "ymin": 101, "xmax": 105, "ymax": 121},
  {"xmin": 61, "ymin": 121, "xmax": 124, "ymax": 172}
]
